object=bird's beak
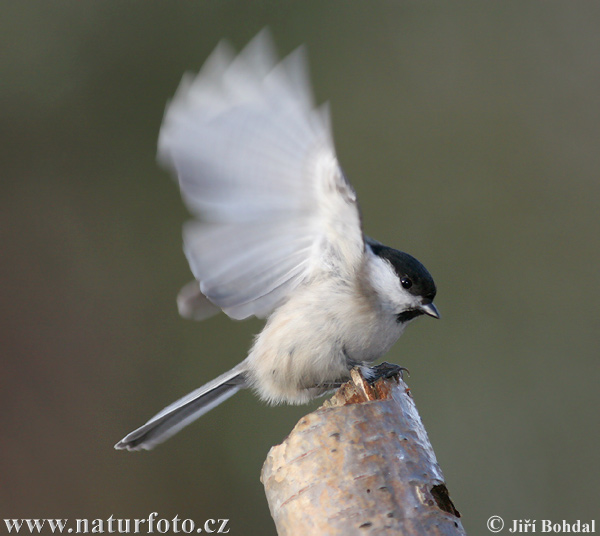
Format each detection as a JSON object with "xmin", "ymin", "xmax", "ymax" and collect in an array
[{"xmin": 420, "ymin": 302, "xmax": 440, "ymax": 319}]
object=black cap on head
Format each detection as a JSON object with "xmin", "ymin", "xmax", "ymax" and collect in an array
[{"xmin": 369, "ymin": 243, "xmax": 437, "ymax": 302}]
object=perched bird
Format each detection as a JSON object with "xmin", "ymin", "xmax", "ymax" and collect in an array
[{"xmin": 116, "ymin": 30, "xmax": 439, "ymax": 451}]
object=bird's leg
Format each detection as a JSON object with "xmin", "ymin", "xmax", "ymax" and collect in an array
[{"xmin": 313, "ymin": 361, "xmax": 409, "ymax": 391}]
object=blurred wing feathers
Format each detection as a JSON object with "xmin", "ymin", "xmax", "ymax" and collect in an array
[{"xmin": 159, "ymin": 30, "xmax": 363, "ymax": 319}]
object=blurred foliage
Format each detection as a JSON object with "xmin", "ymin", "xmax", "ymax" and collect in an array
[{"xmin": 1, "ymin": 2, "xmax": 599, "ymax": 534}]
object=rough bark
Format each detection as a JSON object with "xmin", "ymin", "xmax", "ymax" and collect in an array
[{"xmin": 261, "ymin": 368, "xmax": 466, "ymax": 535}]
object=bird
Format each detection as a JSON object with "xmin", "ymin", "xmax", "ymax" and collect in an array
[{"xmin": 115, "ymin": 30, "xmax": 439, "ymax": 451}]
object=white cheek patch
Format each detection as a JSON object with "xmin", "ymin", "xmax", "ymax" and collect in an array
[{"xmin": 367, "ymin": 254, "xmax": 417, "ymax": 314}]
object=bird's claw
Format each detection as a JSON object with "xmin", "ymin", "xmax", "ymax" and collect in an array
[{"xmin": 367, "ymin": 362, "xmax": 410, "ymax": 382}]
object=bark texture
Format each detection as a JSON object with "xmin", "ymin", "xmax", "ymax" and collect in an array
[{"xmin": 261, "ymin": 368, "xmax": 465, "ymax": 535}]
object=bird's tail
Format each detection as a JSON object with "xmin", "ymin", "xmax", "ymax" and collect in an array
[{"xmin": 115, "ymin": 362, "xmax": 248, "ymax": 451}]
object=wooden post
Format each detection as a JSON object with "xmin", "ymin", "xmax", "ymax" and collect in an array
[{"xmin": 261, "ymin": 369, "xmax": 466, "ymax": 535}]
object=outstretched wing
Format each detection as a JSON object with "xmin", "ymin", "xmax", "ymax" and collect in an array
[{"xmin": 159, "ymin": 30, "xmax": 364, "ymax": 320}]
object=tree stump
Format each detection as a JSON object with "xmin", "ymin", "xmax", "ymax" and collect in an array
[{"xmin": 261, "ymin": 368, "xmax": 465, "ymax": 535}]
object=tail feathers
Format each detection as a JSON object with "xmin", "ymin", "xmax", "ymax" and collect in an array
[{"xmin": 115, "ymin": 363, "xmax": 247, "ymax": 451}]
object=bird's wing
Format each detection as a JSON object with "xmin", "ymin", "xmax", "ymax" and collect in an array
[
  {"xmin": 159, "ymin": 30, "xmax": 364, "ymax": 320},
  {"xmin": 176, "ymin": 280, "xmax": 221, "ymax": 321}
]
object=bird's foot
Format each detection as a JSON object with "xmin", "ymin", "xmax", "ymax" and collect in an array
[{"xmin": 363, "ymin": 362, "xmax": 410, "ymax": 382}]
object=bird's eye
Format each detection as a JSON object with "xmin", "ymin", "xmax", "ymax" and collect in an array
[{"xmin": 401, "ymin": 277, "xmax": 413, "ymax": 289}]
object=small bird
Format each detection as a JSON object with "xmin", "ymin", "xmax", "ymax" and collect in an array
[{"xmin": 115, "ymin": 30, "xmax": 439, "ymax": 451}]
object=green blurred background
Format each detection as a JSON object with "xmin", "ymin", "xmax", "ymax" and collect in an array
[{"xmin": 2, "ymin": 2, "xmax": 599, "ymax": 534}]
